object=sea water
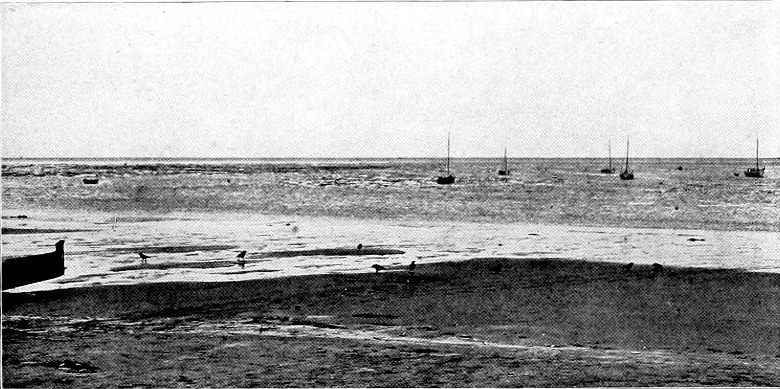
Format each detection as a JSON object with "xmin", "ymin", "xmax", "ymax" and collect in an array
[{"xmin": 2, "ymin": 158, "xmax": 779, "ymax": 291}]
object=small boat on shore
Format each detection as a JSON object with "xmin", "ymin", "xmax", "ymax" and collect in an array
[
  {"xmin": 2, "ymin": 240, "xmax": 66, "ymax": 290},
  {"xmin": 82, "ymin": 177, "xmax": 99, "ymax": 184},
  {"xmin": 600, "ymin": 141, "xmax": 615, "ymax": 174},
  {"xmin": 619, "ymin": 137, "xmax": 634, "ymax": 180},
  {"xmin": 744, "ymin": 138, "xmax": 765, "ymax": 178},
  {"xmin": 497, "ymin": 147, "xmax": 510, "ymax": 176},
  {"xmin": 436, "ymin": 133, "xmax": 455, "ymax": 185}
]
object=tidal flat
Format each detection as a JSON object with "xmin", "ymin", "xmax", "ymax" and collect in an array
[{"xmin": 4, "ymin": 258, "xmax": 779, "ymax": 387}]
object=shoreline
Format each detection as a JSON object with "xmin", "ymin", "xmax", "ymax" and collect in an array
[
  {"xmin": 4, "ymin": 257, "xmax": 779, "ymax": 386},
  {"xmin": 4, "ymin": 203, "xmax": 779, "ymax": 234},
  {"xmin": 4, "ymin": 206, "xmax": 780, "ymax": 237},
  {"xmin": 2, "ymin": 208, "xmax": 780, "ymax": 294}
]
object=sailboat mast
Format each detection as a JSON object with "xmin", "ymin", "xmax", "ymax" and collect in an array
[
  {"xmin": 756, "ymin": 138, "xmax": 760, "ymax": 170},
  {"xmin": 446, "ymin": 133, "xmax": 451, "ymax": 175},
  {"xmin": 625, "ymin": 137, "xmax": 630, "ymax": 171}
]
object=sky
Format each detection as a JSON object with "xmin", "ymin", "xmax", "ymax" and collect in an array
[{"xmin": 1, "ymin": 2, "xmax": 779, "ymax": 158}]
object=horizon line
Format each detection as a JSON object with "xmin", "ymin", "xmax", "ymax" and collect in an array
[{"xmin": 3, "ymin": 156, "xmax": 779, "ymax": 160}]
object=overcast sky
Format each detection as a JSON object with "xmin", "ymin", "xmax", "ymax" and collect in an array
[{"xmin": 2, "ymin": 2, "xmax": 778, "ymax": 158}]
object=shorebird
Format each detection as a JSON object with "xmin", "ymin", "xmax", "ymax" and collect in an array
[
  {"xmin": 138, "ymin": 252, "xmax": 151, "ymax": 265},
  {"xmin": 652, "ymin": 263, "xmax": 664, "ymax": 274},
  {"xmin": 409, "ymin": 261, "xmax": 416, "ymax": 273},
  {"xmin": 622, "ymin": 262, "xmax": 634, "ymax": 272},
  {"xmin": 357, "ymin": 243, "xmax": 363, "ymax": 251},
  {"xmin": 236, "ymin": 250, "xmax": 247, "ymax": 268},
  {"xmin": 371, "ymin": 264, "xmax": 386, "ymax": 273}
]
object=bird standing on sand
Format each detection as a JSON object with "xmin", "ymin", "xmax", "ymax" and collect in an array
[
  {"xmin": 371, "ymin": 264, "xmax": 386, "ymax": 273},
  {"xmin": 138, "ymin": 252, "xmax": 151, "ymax": 265},
  {"xmin": 357, "ymin": 243, "xmax": 363, "ymax": 251},
  {"xmin": 236, "ymin": 250, "xmax": 247, "ymax": 268},
  {"xmin": 409, "ymin": 261, "xmax": 416, "ymax": 273},
  {"xmin": 622, "ymin": 263, "xmax": 634, "ymax": 272}
]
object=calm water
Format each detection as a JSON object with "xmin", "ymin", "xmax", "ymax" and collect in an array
[
  {"xmin": 3, "ymin": 158, "xmax": 779, "ymax": 231},
  {"xmin": 2, "ymin": 158, "xmax": 779, "ymax": 291}
]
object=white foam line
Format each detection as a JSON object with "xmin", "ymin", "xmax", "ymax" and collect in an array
[
  {"xmin": 188, "ymin": 322, "xmax": 566, "ymax": 352},
  {"xmin": 180, "ymin": 321, "xmax": 699, "ymax": 365},
  {"xmin": 0, "ymin": 315, "xmax": 762, "ymax": 366}
]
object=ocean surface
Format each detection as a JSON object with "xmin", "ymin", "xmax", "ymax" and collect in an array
[{"xmin": 2, "ymin": 158, "xmax": 779, "ymax": 291}]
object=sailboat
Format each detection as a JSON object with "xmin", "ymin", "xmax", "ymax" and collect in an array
[
  {"xmin": 619, "ymin": 137, "xmax": 634, "ymax": 180},
  {"xmin": 744, "ymin": 138, "xmax": 765, "ymax": 178},
  {"xmin": 497, "ymin": 147, "xmax": 510, "ymax": 176},
  {"xmin": 600, "ymin": 140, "xmax": 615, "ymax": 174},
  {"xmin": 436, "ymin": 133, "xmax": 455, "ymax": 185}
]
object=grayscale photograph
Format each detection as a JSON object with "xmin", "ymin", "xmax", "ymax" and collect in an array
[{"xmin": 2, "ymin": 1, "xmax": 779, "ymax": 387}]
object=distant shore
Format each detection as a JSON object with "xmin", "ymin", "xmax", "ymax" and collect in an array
[{"xmin": 4, "ymin": 257, "xmax": 779, "ymax": 387}]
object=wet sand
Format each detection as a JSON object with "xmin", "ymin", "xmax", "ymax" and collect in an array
[
  {"xmin": 3, "ymin": 257, "xmax": 779, "ymax": 387},
  {"xmin": 1, "ymin": 227, "xmax": 94, "ymax": 235},
  {"xmin": 3, "ymin": 210, "xmax": 779, "ymax": 293}
]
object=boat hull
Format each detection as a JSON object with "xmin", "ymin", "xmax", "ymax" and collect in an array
[
  {"xmin": 744, "ymin": 168, "xmax": 765, "ymax": 178},
  {"xmin": 600, "ymin": 168, "xmax": 615, "ymax": 174},
  {"xmin": 497, "ymin": 170, "xmax": 509, "ymax": 176},
  {"xmin": 619, "ymin": 171, "xmax": 634, "ymax": 180},
  {"xmin": 2, "ymin": 240, "xmax": 65, "ymax": 290},
  {"xmin": 436, "ymin": 175, "xmax": 455, "ymax": 185}
]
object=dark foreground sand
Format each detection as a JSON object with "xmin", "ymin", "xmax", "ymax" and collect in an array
[{"xmin": 3, "ymin": 258, "xmax": 780, "ymax": 387}]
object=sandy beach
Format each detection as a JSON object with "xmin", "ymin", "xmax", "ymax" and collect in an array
[
  {"xmin": 3, "ymin": 158, "xmax": 780, "ymax": 386},
  {"xmin": 4, "ymin": 257, "xmax": 780, "ymax": 387}
]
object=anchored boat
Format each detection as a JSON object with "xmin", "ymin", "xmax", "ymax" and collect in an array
[
  {"xmin": 436, "ymin": 133, "xmax": 455, "ymax": 185},
  {"xmin": 744, "ymin": 138, "xmax": 765, "ymax": 178},
  {"xmin": 82, "ymin": 175, "xmax": 99, "ymax": 184},
  {"xmin": 619, "ymin": 137, "xmax": 634, "ymax": 180},
  {"xmin": 600, "ymin": 140, "xmax": 615, "ymax": 174},
  {"xmin": 497, "ymin": 147, "xmax": 510, "ymax": 176}
]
